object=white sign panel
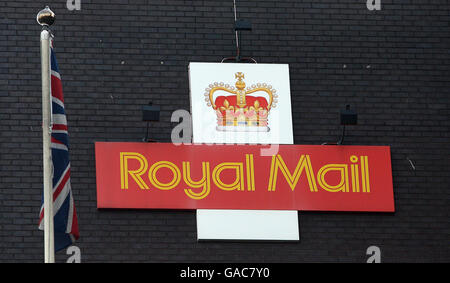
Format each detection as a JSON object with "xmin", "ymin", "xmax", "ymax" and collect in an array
[
  {"xmin": 196, "ymin": 210, "xmax": 299, "ymax": 241},
  {"xmin": 189, "ymin": 62, "xmax": 294, "ymax": 145},
  {"xmin": 190, "ymin": 62, "xmax": 298, "ymax": 241}
]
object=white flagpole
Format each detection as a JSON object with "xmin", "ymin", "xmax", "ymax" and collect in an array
[{"xmin": 37, "ymin": 6, "xmax": 56, "ymax": 263}]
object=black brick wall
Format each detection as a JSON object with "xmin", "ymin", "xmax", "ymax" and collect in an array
[{"xmin": 0, "ymin": 0, "xmax": 449, "ymax": 262}]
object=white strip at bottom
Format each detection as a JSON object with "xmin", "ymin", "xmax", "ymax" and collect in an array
[{"xmin": 196, "ymin": 209, "xmax": 299, "ymax": 241}]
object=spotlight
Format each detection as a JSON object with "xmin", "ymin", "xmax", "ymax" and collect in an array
[
  {"xmin": 142, "ymin": 103, "xmax": 160, "ymax": 122},
  {"xmin": 234, "ymin": 19, "xmax": 252, "ymax": 31},
  {"xmin": 221, "ymin": 1, "xmax": 255, "ymax": 64},
  {"xmin": 338, "ymin": 105, "xmax": 357, "ymax": 145},
  {"xmin": 340, "ymin": 104, "xmax": 357, "ymax": 126},
  {"xmin": 321, "ymin": 104, "xmax": 358, "ymax": 145},
  {"xmin": 142, "ymin": 102, "xmax": 160, "ymax": 142}
]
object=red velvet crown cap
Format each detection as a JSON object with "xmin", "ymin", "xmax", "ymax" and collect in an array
[{"xmin": 214, "ymin": 95, "xmax": 269, "ymax": 113}]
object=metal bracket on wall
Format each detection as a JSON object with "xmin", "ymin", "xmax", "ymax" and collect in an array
[{"xmin": 221, "ymin": 0, "xmax": 257, "ymax": 64}]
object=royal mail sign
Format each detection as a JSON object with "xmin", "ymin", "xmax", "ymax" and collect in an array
[{"xmin": 95, "ymin": 142, "xmax": 394, "ymax": 212}]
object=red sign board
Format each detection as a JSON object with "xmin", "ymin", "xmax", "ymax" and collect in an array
[{"xmin": 95, "ymin": 142, "xmax": 394, "ymax": 212}]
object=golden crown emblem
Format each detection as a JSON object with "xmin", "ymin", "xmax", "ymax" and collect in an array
[{"xmin": 204, "ymin": 72, "xmax": 278, "ymax": 132}]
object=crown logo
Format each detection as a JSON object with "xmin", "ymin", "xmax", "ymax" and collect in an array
[{"xmin": 204, "ymin": 72, "xmax": 278, "ymax": 132}]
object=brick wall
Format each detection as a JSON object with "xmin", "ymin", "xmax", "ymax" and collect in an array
[{"xmin": 0, "ymin": 0, "xmax": 448, "ymax": 262}]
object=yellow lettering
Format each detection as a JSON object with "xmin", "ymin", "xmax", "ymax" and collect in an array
[
  {"xmin": 212, "ymin": 162, "xmax": 245, "ymax": 191},
  {"xmin": 317, "ymin": 164, "xmax": 349, "ymax": 192},
  {"xmin": 148, "ymin": 161, "xmax": 181, "ymax": 190},
  {"xmin": 245, "ymin": 154, "xmax": 255, "ymax": 191},
  {"xmin": 183, "ymin": 161, "xmax": 211, "ymax": 200},
  {"xmin": 360, "ymin": 156, "xmax": 371, "ymax": 193},
  {"xmin": 350, "ymin": 156, "xmax": 360, "ymax": 192},
  {"xmin": 267, "ymin": 154, "xmax": 318, "ymax": 192},
  {"xmin": 120, "ymin": 152, "xmax": 149, "ymax": 190}
]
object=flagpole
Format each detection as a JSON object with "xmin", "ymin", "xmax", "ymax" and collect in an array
[{"xmin": 37, "ymin": 6, "xmax": 56, "ymax": 263}]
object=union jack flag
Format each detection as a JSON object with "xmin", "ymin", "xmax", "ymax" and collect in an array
[{"xmin": 39, "ymin": 42, "xmax": 79, "ymax": 252}]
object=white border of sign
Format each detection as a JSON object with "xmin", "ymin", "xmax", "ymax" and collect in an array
[{"xmin": 189, "ymin": 62, "xmax": 299, "ymax": 242}]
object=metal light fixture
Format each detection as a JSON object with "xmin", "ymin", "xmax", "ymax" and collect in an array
[
  {"xmin": 321, "ymin": 104, "xmax": 357, "ymax": 145},
  {"xmin": 142, "ymin": 102, "xmax": 160, "ymax": 142},
  {"xmin": 235, "ymin": 19, "xmax": 252, "ymax": 31},
  {"xmin": 338, "ymin": 104, "xmax": 357, "ymax": 145},
  {"xmin": 221, "ymin": 0, "xmax": 256, "ymax": 63},
  {"xmin": 340, "ymin": 104, "xmax": 357, "ymax": 126}
]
